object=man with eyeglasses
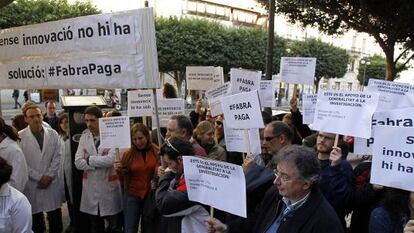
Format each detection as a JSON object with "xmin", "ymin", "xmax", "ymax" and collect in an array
[
  {"xmin": 316, "ymin": 131, "xmax": 354, "ymax": 230},
  {"xmin": 206, "ymin": 145, "xmax": 344, "ymax": 233}
]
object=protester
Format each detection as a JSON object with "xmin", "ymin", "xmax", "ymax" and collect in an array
[
  {"xmin": 316, "ymin": 132, "xmax": 354, "ymax": 228},
  {"xmin": 57, "ymin": 113, "xmax": 74, "ymax": 233},
  {"xmin": 74, "ymin": 106, "xmax": 122, "ymax": 233},
  {"xmin": 156, "ymin": 137, "xmax": 209, "ymax": 233},
  {"xmin": 285, "ymin": 97, "xmax": 313, "ymax": 144},
  {"xmin": 0, "ymin": 157, "xmax": 32, "ymax": 233},
  {"xmin": 115, "ymin": 123, "xmax": 160, "ymax": 233},
  {"xmin": 19, "ymin": 103, "xmax": 63, "ymax": 233},
  {"xmin": 262, "ymin": 121, "xmax": 293, "ymax": 168},
  {"xmin": 0, "ymin": 116, "xmax": 28, "ymax": 192},
  {"xmin": 404, "ymin": 220, "xmax": 414, "ymax": 233},
  {"xmin": 193, "ymin": 120, "xmax": 226, "ymax": 161},
  {"xmin": 12, "ymin": 89, "xmax": 21, "ymax": 109},
  {"xmin": 166, "ymin": 114, "xmax": 207, "ymax": 156},
  {"xmin": 163, "ymin": 83, "xmax": 178, "ymax": 99},
  {"xmin": 214, "ymin": 115, "xmax": 243, "ymax": 165},
  {"xmin": 43, "ymin": 100, "xmax": 59, "ymax": 132},
  {"xmin": 189, "ymin": 98, "xmax": 207, "ymax": 128},
  {"xmin": 369, "ymin": 188, "xmax": 413, "ymax": 233},
  {"xmin": 206, "ymin": 145, "xmax": 344, "ymax": 233},
  {"xmin": 11, "ymin": 113, "xmax": 28, "ymax": 131}
]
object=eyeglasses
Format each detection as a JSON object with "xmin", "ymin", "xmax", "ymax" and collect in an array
[
  {"xmin": 274, "ymin": 170, "xmax": 291, "ymax": 182},
  {"xmin": 165, "ymin": 138, "xmax": 180, "ymax": 153},
  {"xmin": 317, "ymin": 134, "xmax": 335, "ymax": 141},
  {"xmin": 264, "ymin": 135, "xmax": 280, "ymax": 142}
]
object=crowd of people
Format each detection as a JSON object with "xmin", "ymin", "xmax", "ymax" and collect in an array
[{"xmin": 0, "ymin": 91, "xmax": 414, "ymax": 233}]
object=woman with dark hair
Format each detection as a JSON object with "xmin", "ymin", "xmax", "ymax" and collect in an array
[
  {"xmin": 369, "ymin": 188, "xmax": 414, "ymax": 233},
  {"xmin": 58, "ymin": 113, "xmax": 74, "ymax": 232},
  {"xmin": 0, "ymin": 157, "xmax": 32, "ymax": 232},
  {"xmin": 114, "ymin": 123, "xmax": 159, "ymax": 233},
  {"xmin": 0, "ymin": 116, "xmax": 28, "ymax": 192},
  {"xmin": 163, "ymin": 83, "xmax": 178, "ymax": 98}
]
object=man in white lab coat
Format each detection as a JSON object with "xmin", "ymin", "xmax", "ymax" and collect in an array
[
  {"xmin": 19, "ymin": 103, "xmax": 63, "ymax": 233},
  {"xmin": 74, "ymin": 106, "xmax": 122, "ymax": 233}
]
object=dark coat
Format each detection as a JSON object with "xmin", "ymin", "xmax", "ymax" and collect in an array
[{"xmin": 229, "ymin": 185, "xmax": 344, "ymax": 233}]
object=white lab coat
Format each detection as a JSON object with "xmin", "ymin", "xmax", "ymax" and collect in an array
[
  {"xmin": 19, "ymin": 126, "xmax": 63, "ymax": 214},
  {"xmin": 74, "ymin": 130, "xmax": 122, "ymax": 216},
  {"xmin": 59, "ymin": 135, "xmax": 72, "ymax": 203},
  {"xmin": 0, "ymin": 137, "xmax": 28, "ymax": 192},
  {"xmin": 0, "ymin": 183, "xmax": 33, "ymax": 233}
]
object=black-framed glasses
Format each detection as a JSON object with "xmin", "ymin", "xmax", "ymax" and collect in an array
[{"xmin": 165, "ymin": 138, "xmax": 179, "ymax": 153}]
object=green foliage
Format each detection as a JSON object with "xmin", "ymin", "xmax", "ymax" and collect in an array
[
  {"xmin": 288, "ymin": 38, "xmax": 349, "ymax": 85},
  {"xmin": 256, "ymin": 0, "xmax": 414, "ymax": 81},
  {"xmin": 0, "ymin": 0, "xmax": 101, "ymax": 29}
]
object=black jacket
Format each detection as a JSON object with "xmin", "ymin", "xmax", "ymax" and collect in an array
[{"xmin": 230, "ymin": 185, "xmax": 344, "ymax": 233}]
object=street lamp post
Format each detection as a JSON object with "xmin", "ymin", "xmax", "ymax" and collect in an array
[{"xmin": 360, "ymin": 57, "xmax": 370, "ymax": 91}]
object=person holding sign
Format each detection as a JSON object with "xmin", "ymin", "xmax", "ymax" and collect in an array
[
  {"xmin": 285, "ymin": 97, "xmax": 313, "ymax": 145},
  {"xmin": 114, "ymin": 123, "xmax": 160, "ymax": 233},
  {"xmin": 156, "ymin": 137, "xmax": 209, "ymax": 233},
  {"xmin": 206, "ymin": 145, "xmax": 344, "ymax": 233},
  {"xmin": 316, "ymin": 132, "xmax": 354, "ymax": 229},
  {"xmin": 74, "ymin": 106, "xmax": 122, "ymax": 233},
  {"xmin": 193, "ymin": 121, "xmax": 227, "ymax": 162}
]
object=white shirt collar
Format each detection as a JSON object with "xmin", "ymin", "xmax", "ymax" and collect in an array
[{"xmin": 0, "ymin": 183, "xmax": 11, "ymax": 197}]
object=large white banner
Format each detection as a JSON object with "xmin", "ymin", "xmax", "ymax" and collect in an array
[
  {"xmin": 354, "ymin": 107, "xmax": 414, "ymax": 155},
  {"xmin": 0, "ymin": 8, "xmax": 159, "ymax": 88},
  {"xmin": 127, "ymin": 90, "xmax": 153, "ymax": 117},
  {"xmin": 312, "ymin": 90, "xmax": 379, "ymax": 138},
  {"xmin": 152, "ymin": 98, "xmax": 185, "ymax": 128},
  {"xmin": 205, "ymin": 82, "xmax": 230, "ymax": 117},
  {"xmin": 371, "ymin": 125, "xmax": 414, "ymax": 192},
  {"xmin": 258, "ymin": 80, "xmax": 275, "ymax": 108},
  {"xmin": 0, "ymin": 54, "xmax": 153, "ymax": 89},
  {"xmin": 280, "ymin": 57, "xmax": 316, "ymax": 85},
  {"xmin": 99, "ymin": 116, "xmax": 131, "ymax": 149},
  {"xmin": 224, "ymin": 124, "xmax": 261, "ymax": 154},
  {"xmin": 221, "ymin": 90, "xmax": 264, "ymax": 129},
  {"xmin": 302, "ymin": 94, "xmax": 317, "ymax": 124},
  {"xmin": 367, "ymin": 79, "xmax": 414, "ymax": 111},
  {"xmin": 229, "ymin": 68, "xmax": 261, "ymax": 94},
  {"xmin": 186, "ymin": 66, "xmax": 223, "ymax": 90},
  {"xmin": 183, "ymin": 156, "xmax": 246, "ymax": 217}
]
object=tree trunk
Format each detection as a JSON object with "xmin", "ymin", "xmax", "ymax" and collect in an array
[{"xmin": 385, "ymin": 56, "xmax": 397, "ymax": 81}]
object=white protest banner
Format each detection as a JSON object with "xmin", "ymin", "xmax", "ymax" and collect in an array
[
  {"xmin": 259, "ymin": 80, "xmax": 275, "ymax": 108},
  {"xmin": 127, "ymin": 90, "xmax": 153, "ymax": 117},
  {"xmin": 367, "ymin": 79, "xmax": 414, "ymax": 111},
  {"xmin": 302, "ymin": 94, "xmax": 317, "ymax": 124},
  {"xmin": 221, "ymin": 90, "xmax": 264, "ymax": 129},
  {"xmin": 0, "ymin": 8, "xmax": 159, "ymax": 89},
  {"xmin": 183, "ymin": 156, "xmax": 246, "ymax": 217},
  {"xmin": 280, "ymin": 57, "xmax": 316, "ymax": 85},
  {"xmin": 223, "ymin": 123, "xmax": 261, "ymax": 154},
  {"xmin": 205, "ymin": 82, "xmax": 230, "ymax": 117},
  {"xmin": 371, "ymin": 125, "xmax": 414, "ymax": 192},
  {"xmin": 152, "ymin": 98, "xmax": 185, "ymax": 128},
  {"xmin": 0, "ymin": 54, "xmax": 154, "ymax": 89},
  {"xmin": 99, "ymin": 116, "xmax": 131, "ymax": 149},
  {"xmin": 186, "ymin": 66, "xmax": 223, "ymax": 90},
  {"xmin": 354, "ymin": 107, "xmax": 414, "ymax": 155},
  {"xmin": 229, "ymin": 68, "xmax": 261, "ymax": 94},
  {"xmin": 312, "ymin": 90, "xmax": 379, "ymax": 138}
]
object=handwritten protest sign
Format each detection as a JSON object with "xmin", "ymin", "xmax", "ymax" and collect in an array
[
  {"xmin": 312, "ymin": 90, "xmax": 379, "ymax": 138},
  {"xmin": 367, "ymin": 79, "xmax": 414, "ymax": 111},
  {"xmin": 0, "ymin": 9, "xmax": 159, "ymax": 89},
  {"xmin": 183, "ymin": 156, "xmax": 246, "ymax": 217},
  {"xmin": 302, "ymin": 94, "xmax": 317, "ymax": 124},
  {"xmin": 127, "ymin": 90, "xmax": 153, "ymax": 117},
  {"xmin": 152, "ymin": 98, "xmax": 184, "ymax": 128},
  {"xmin": 354, "ymin": 107, "xmax": 414, "ymax": 155},
  {"xmin": 258, "ymin": 80, "xmax": 275, "ymax": 108},
  {"xmin": 205, "ymin": 82, "xmax": 230, "ymax": 117},
  {"xmin": 371, "ymin": 125, "xmax": 414, "ymax": 192},
  {"xmin": 280, "ymin": 57, "xmax": 316, "ymax": 85},
  {"xmin": 221, "ymin": 90, "xmax": 264, "ymax": 129},
  {"xmin": 186, "ymin": 66, "xmax": 223, "ymax": 90},
  {"xmin": 223, "ymin": 124, "xmax": 261, "ymax": 154},
  {"xmin": 229, "ymin": 68, "xmax": 261, "ymax": 94},
  {"xmin": 99, "ymin": 116, "xmax": 131, "ymax": 148}
]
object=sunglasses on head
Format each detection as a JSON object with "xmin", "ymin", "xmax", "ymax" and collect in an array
[{"xmin": 165, "ymin": 138, "xmax": 180, "ymax": 153}]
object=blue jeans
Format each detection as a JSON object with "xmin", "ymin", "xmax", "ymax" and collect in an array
[{"xmin": 123, "ymin": 193, "xmax": 144, "ymax": 233}]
